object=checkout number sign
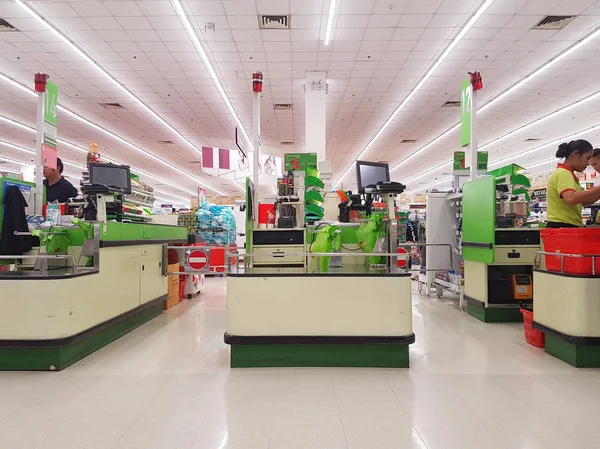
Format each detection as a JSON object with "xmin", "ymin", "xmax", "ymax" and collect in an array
[{"xmin": 186, "ymin": 249, "xmax": 211, "ymax": 272}]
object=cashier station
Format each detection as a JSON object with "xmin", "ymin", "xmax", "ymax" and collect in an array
[{"xmin": 0, "ymin": 163, "xmax": 186, "ymax": 371}]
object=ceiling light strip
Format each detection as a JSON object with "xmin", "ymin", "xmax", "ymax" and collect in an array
[
  {"xmin": 0, "ymin": 115, "xmax": 197, "ymax": 197},
  {"xmin": 409, "ymin": 123, "xmax": 600, "ymax": 194},
  {"xmin": 0, "ymin": 71, "xmax": 224, "ymax": 195},
  {"xmin": 392, "ymin": 24, "xmax": 600, "ymax": 175},
  {"xmin": 333, "ymin": 0, "xmax": 494, "ymax": 187},
  {"xmin": 172, "ymin": 0, "xmax": 253, "ymax": 151},
  {"xmin": 403, "ymin": 86, "xmax": 600, "ymax": 184},
  {"xmin": 14, "ymin": 0, "xmax": 207, "ymax": 160},
  {"xmin": 324, "ymin": 0, "xmax": 337, "ymax": 45}
]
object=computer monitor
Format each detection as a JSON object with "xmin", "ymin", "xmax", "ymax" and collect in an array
[
  {"xmin": 356, "ymin": 160, "xmax": 390, "ymax": 193},
  {"xmin": 89, "ymin": 163, "xmax": 132, "ymax": 194}
]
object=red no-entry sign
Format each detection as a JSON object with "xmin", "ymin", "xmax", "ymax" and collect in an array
[{"xmin": 187, "ymin": 250, "xmax": 209, "ymax": 271}]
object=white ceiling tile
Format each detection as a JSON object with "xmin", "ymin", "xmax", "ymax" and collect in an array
[
  {"xmin": 116, "ymin": 17, "xmax": 153, "ymax": 30},
  {"xmin": 372, "ymin": 0, "xmax": 409, "ymax": 14},
  {"xmin": 290, "ymin": 0, "xmax": 324, "ymax": 15},
  {"xmin": 86, "ymin": 17, "xmax": 123, "ymax": 31},
  {"xmin": 105, "ymin": 2, "xmax": 144, "ymax": 17},
  {"xmin": 336, "ymin": 15, "xmax": 370, "ymax": 28},
  {"xmin": 71, "ymin": 2, "xmax": 111, "ymax": 17},
  {"xmin": 36, "ymin": 2, "xmax": 79, "ymax": 18},
  {"xmin": 291, "ymin": 15, "xmax": 322, "ymax": 29},
  {"xmin": 429, "ymin": 13, "xmax": 465, "ymax": 28},
  {"xmin": 156, "ymin": 29, "xmax": 189, "ymax": 41},
  {"xmin": 138, "ymin": 1, "xmax": 177, "ymax": 16},
  {"xmin": 398, "ymin": 14, "xmax": 433, "ymax": 28},
  {"xmin": 223, "ymin": 0, "xmax": 258, "ymax": 16},
  {"xmin": 148, "ymin": 16, "xmax": 184, "ymax": 30},
  {"xmin": 368, "ymin": 14, "xmax": 401, "ymax": 28},
  {"xmin": 290, "ymin": 29, "xmax": 318, "ymax": 41},
  {"xmin": 363, "ymin": 28, "xmax": 395, "ymax": 40},
  {"xmin": 339, "ymin": 0, "xmax": 376, "ymax": 14},
  {"xmin": 188, "ymin": 1, "xmax": 226, "ymax": 15},
  {"xmin": 333, "ymin": 28, "xmax": 365, "ymax": 41},
  {"xmin": 128, "ymin": 30, "xmax": 163, "ymax": 42},
  {"xmin": 405, "ymin": 0, "xmax": 442, "ymax": 14}
]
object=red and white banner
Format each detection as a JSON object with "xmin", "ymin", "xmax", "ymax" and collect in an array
[{"xmin": 202, "ymin": 147, "xmax": 230, "ymax": 170}]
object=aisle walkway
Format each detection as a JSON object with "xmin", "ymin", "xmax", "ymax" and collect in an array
[{"xmin": 1, "ymin": 279, "xmax": 599, "ymax": 449}]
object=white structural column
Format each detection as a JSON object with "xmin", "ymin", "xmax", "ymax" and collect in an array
[
  {"xmin": 305, "ymin": 72, "xmax": 327, "ymax": 161},
  {"xmin": 252, "ymin": 85, "xmax": 261, "ymax": 220}
]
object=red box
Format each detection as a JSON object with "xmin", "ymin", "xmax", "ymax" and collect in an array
[
  {"xmin": 258, "ymin": 203, "xmax": 274, "ymax": 225},
  {"xmin": 207, "ymin": 244, "xmax": 237, "ymax": 273},
  {"xmin": 541, "ymin": 228, "xmax": 600, "ymax": 275}
]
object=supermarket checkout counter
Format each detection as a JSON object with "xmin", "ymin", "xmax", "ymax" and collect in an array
[
  {"xmin": 0, "ymin": 220, "xmax": 186, "ymax": 371},
  {"xmin": 224, "ymin": 164, "xmax": 417, "ymax": 368},
  {"xmin": 532, "ymin": 229, "xmax": 600, "ymax": 367}
]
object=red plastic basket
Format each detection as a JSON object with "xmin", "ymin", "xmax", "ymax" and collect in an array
[
  {"xmin": 541, "ymin": 228, "xmax": 600, "ymax": 275},
  {"xmin": 520, "ymin": 309, "xmax": 545, "ymax": 348}
]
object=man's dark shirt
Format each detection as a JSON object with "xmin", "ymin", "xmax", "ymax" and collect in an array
[{"xmin": 43, "ymin": 177, "xmax": 78, "ymax": 203}]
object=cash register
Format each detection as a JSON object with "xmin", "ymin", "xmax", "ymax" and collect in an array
[{"xmin": 80, "ymin": 163, "xmax": 132, "ymax": 224}]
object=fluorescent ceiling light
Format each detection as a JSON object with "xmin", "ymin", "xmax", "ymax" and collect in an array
[
  {"xmin": 391, "ymin": 24, "xmax": 600, "ymax": 175},
  {"xmin": 0, "ymin": 114, "xmax": 198, "ymax": 197},
  {"xmin": 333, "ymin": 0, "xmax": 494, "ymax": 187},
  {"xmin": 402, "ymin": 85, "xmax": 600, "ymax": 185},
  {"xmin": 0, "ymin": 74, "xmax": 225, "ymax": 196},
  {"xmin": 234, "ymin": 181, "xmax": 246, "ymax": 193},
  {"xmin": 172, "ymin": 0, "xmax": 253, "ymax": 152},
  {"xmin": 324, "ymin": 0, "xmax": 337, "ymax": 45},
  {"xmin": 15, "ymin": 1, "xmax": 204, "ymax": 158}
]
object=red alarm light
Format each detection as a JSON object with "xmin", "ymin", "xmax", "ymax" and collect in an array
[
  {"xmin": 469, "ymin": 71, "xmax": 483, "ymax": 91},
  {"xmin": 34, "ymin": 73, "xmax": 49, "ymax": 93},
  {"xmin": 252, "ymin": 71, "xmax": 263, "ymax": 93}
]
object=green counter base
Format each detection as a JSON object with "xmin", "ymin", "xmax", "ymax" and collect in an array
[
  {"xmin": 533, "ymin": 322, "xmax": 600, "ymax": 368},
  {"xmin": 0, "ymin": 297, "xmax": 165, "ymax": 371},
  {"xmin": 225, "ymin": 334, "xmax": 415, "ymax": 368},
  {"xmin": 466, "ymin": 297, "xmax": 523, "ymax": 323}
]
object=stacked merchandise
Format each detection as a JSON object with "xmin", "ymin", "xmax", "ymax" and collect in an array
[
  {"xmin": 189, "ymin": 202, "xmax": 236, "ymax": 245},
  {"xmin": 396, "ymin": 211, "xmax": 410, "ymax": 243},
  {"xmin": 123, "ymin": 178, "xmax": 154, "ymax": 222},
  {"xmin": 178, "ymin": 213, "xmax": 199, "ymax": 235}
]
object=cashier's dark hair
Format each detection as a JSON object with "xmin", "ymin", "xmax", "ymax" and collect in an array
[
  {"xmin": 593, "ymin": 148, "xmax": 600, "ymax": 158},
  {"xmin": 56, "ymin": 157, "xmax": 64, "ymax": 174},
  {"xmin": 556, "ymin": 140, "xmax": 593, "ymax": 159}
]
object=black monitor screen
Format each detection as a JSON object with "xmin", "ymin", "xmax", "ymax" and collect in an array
[
  {"xmin": 90, "ymin": 163, "xmax": 132, "ymax": 194},
  {"xmin": 356, "ymin": 161, "xmax": 390, "ymax": 193}
]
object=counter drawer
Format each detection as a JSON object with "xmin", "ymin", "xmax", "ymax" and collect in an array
[
  {"xmin": 252, "ymin": 245, "xmax": 305, "ymax": 265},
  {"xmin": 494, "ymin": 246, "xmax": 540, "ymax": 265}
]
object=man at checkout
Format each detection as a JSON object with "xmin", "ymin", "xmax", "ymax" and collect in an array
[
  {"xmin": 43, "ymin": 157, "xmax": 78, "ymax": 203},
  {"xmin": 547, "ymin": 140, "xmax": 600, "ymax": 228}
]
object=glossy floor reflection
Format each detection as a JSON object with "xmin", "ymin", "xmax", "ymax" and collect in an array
[{"xmin": 1, "ymin": 278, "xmax": 599, "ymax": 449}]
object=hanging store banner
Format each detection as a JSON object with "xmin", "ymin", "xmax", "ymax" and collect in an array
[
  {"xmin": 453, "ymin": 151, "xmax": 488, "ymax": 173},
  {"xmin": 284, "ymin": 153, "xmax": 317, "ymax": 172},
  {"xmin": 42, "ymin": 81, "xmax": 58, "ymax": 169},
  {"xmin": 460, "ymin": 79, "xmax": 472, "ymax": 147}
]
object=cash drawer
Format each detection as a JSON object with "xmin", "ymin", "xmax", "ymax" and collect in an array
[
  {"xmin": 252, "ymin": 245, "xmax": 306, "ymax": 265},
  {"xmin": 253, "ymin": 230, "xmax": 304, "ymax": 246}
]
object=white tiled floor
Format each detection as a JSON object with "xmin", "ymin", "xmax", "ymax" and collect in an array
[{"xmin": 1, "ymin": 278, "xmax": 599, "ymax": 449}]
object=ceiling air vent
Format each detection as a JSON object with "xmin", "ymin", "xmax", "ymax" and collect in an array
[
  {"xmin": 99, "ymin": 102, "xmax": 124, "ymax": 109},
  {"xmin": 273, "ymin": 103, "xmax": 293, "ymax": 110},
  {"xmin": 188, "ymin": 160, "xmax": 201, "ymax": 164},
  {"xmin": 524, "ymin": 138, "xmax": 541, "ymax": 142},
  {"xmin": 281, "ymin": 141, "xmax": 294, "ymax": 146},
  {"xmin": 259, "ymin": 15, "xmax": 290, "ymax": 29},
  {"xmin": 0, "ymin": 18, "xmax": 18, "ymax": 31},
  {"xmin": 442, "ymin": 101, "xmax": 461, "ymax": 107},
  {"xmin": 401, "ymin": 139, "xmax": 417, "ymax": 144},
  {"xmin": 533, "ymin": 16, "xmax": 576, "ymax": 30},
  {"xmin": 158, "ymin": 140, "xmax": 173, "ymax": 144}
]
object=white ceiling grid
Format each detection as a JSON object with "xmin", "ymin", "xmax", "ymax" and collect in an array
[{"xmin": 0, "ymin": 0, "xmax": 599, "ymax": 196}]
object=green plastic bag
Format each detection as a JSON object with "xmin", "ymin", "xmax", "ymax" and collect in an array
[
  {"xmin": 310, "ymin": 225, "xmax": 339, "ymax": 273},
  {"xmin": 356, "ymin": 213, "xmax": 385, "ymax": 265}
]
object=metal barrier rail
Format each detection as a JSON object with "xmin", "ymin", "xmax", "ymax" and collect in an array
[
  {"xmin": 0, "ymin": 254, "xmax": 78, "ymax": 276},
  {"xmin": 535, "ymin": 251, "xmax": 600, "ymax": 275},
  {"xmin": 165, "ymin": 243, "xmax": 453, "ymax": 276}
]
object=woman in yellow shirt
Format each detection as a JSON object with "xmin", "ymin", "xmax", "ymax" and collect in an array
[{"xmin": 547, "ymin": 140, "xmax": 600, "ymax": 228}]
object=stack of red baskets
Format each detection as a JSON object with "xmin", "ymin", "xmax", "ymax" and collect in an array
[{"xmin": 541, "ymin": 228, "xmax": 600, "ymax": 275}]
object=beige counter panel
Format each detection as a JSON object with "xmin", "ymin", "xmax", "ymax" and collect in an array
[
  {"xmin": 0, "ymin": 245, "xmax": 166, "ymax": 340},
  {"xmin": 227, "ymin": 275, "xmax": 412, "ymax": 337},
  {"xmin": 534, "ymin": 271, "xmax": 600, "ymax": 337},
  {"xmin": 464, "ymin": 260, "xmax": 487, "ymax": 304}
]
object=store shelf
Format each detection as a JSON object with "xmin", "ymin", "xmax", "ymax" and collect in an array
[
  {"xmin": 123, "ymin": 212, "xmax": 152, "ymax": 222},
  {"xmin": 447, "ymin": 193, "xmax": 463, "ymax": 202},
  {"xmin": 131, "ymin": 187, "xmax": 154, "ymax": 197},
  {"xmin": 124, "ymin": 198, "xmax": 154, "ymax": 208}
]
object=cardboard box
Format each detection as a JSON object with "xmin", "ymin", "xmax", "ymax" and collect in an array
[{"xmin": 163, "ymin": 263, "xmax": 180, "ymax": 310}]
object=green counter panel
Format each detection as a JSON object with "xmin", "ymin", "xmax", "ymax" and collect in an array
[
  {"xmin": 0, "ymin": 298, "xmax": 164, "ymax": 371},
  {"xmin": 100, "ymin": 222, "xmax": 187, "ymax": 241},
  {"xmin": 230, "ymin": 344, "xmax": 410, "ymax": 368},
  {"xmin": 467, "ymin": 300, "xmax": 523, "ymax": 323},
  {"xmin": 462, "ymin": 176, "xmax": 496, "ymax": 264},
  {"xmin": 544, "ymin": 334, "xmax": 600, "ymax": 368}
]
